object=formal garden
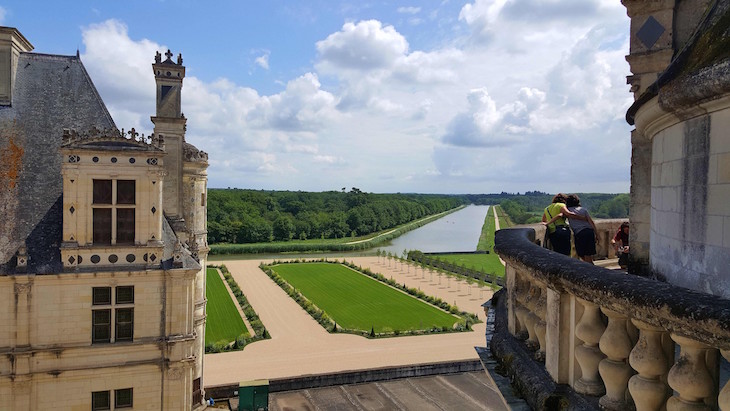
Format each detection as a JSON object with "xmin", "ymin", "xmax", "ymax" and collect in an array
[
  {"xmin": 205, "ymin": 266, "xmax": 269, "ymax": 353},
  {"xmin": 260, "ymin": 261, "xmax": 480, "ymax": 337}
]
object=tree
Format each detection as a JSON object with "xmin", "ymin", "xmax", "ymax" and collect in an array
[{"xmin": 272, "ymin": 215, "xmax": 294, "ymax": 241}]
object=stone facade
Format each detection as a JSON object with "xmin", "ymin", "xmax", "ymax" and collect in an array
[
  {"xmin": 0, "ymin": 26, "xmax": 208, "ymax": 410},
  {"xmin": 626, "ymin": 0, "xmax": 730, "ymax": 296}
]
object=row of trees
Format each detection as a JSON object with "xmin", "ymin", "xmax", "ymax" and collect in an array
[
  {"xmin": 466, "ymin": 192, "xmax": 629, "ymax": 225},
  {"xmin": 208, "ymin": 188, "xmax": 464, "ymax": 244}
]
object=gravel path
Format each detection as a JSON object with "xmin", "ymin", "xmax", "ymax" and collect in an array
[{"xmin": 204, "ymin": 257, "xmax": 495, "ymax": 386}]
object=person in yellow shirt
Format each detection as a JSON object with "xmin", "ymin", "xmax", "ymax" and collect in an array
[{"xmin": 542, "ymin": 193, "xmax": 571, "ymax": 255}]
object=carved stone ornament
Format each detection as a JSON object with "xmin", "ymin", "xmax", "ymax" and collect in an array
[{"xmin": 14, "ymin": 283, "xmax": 32, "ymax": 295}]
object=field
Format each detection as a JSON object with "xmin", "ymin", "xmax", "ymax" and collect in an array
[
  {"xmin": 205, "ymin": 268, "xmax": 249, "ymax": 345},
  {"xmin": 270, "ymin": 263, "xmax": 460, "ymax": 333}
]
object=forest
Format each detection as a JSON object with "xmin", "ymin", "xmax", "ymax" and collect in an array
[
  {"xmin": 207, "ymin": 188, "xmax": 464, "ymax": 244},
  {"xmin": 207, "ymin": 188, "xmax": 630, "ymax": 245}
]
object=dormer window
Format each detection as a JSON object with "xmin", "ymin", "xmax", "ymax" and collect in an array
[{"xmin": 92, "ymin": 179, "xmax": 136, "ymax": 245}]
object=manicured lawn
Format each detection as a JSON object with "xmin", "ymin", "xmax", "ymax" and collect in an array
[
  {"xmin": 205, "ymin": 268, "xmax": 249, "ymax": 345},
  {"xmin": 270, "ymin": 263, "xmax": 460, "ymax": 333},
  {"xmin": 431, "ymin": 253, "xmax": 493, "ymax": 273},
  {"xmin": 433, "ymin": 205, "xmax": 505, "ymax": 278}
]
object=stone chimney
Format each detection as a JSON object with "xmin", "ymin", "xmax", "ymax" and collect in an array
[{"xmin": 0, "ymin": 27, "xmax": 33, "ymax": 106}]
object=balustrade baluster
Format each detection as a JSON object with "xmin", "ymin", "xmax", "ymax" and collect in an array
[
  {"xmin": 574, "ymin": 299, "xmax": 606, "ymax": 396},
  {"xmin": 628, "ymin": 320, "xmax": 671, "ymax": 411},
  {"xmin": 598, "ymin": 308, "xmax": 635, "ymax": 410},
  {"xmin": 523, "ymin": 282, "xmax": 540, "ymax": 351},
  {"xmin": 534, "ymin": 285, "xmax": 547, "ymax": 361},
  {"xmin": 513, "ymin": 275, "xmax": 529, "ymax": 340},
  {"xmin": 719, "ymin": 350, "xmax": 730, "ymax": 411},
  {"xmin": 667, "ymin": 334, "xmax": 715, "ymax": 411}
]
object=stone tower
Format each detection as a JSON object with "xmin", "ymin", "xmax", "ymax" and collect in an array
[{"xmin": 152, "ymin": 49, "xmax": 187, "ymax": 225}]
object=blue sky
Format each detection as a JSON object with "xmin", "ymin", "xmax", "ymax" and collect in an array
[{"xmin": 1, "ymin": 0, "xmax": 633, "ymax": 194}]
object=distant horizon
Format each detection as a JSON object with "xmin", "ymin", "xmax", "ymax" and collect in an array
[
  {"xmin": 207, "ymin": 186, "xmax": 629, "ymax": 196},
  {"xmin": 3, "ymin": 1, "xmax": 633, "ymax": 194}
]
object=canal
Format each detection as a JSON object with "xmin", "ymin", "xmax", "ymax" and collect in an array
[{"xmin": 209, "ymin": 204, "xmax": 491, "ymax": 261}]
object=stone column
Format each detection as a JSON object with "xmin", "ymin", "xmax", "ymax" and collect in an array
[
  {"xmin": 628, "ymin": 320, "xmax": 672, "ymax": 411},
  {"xmin": 629, "ymin": 129, "xmax": 652, "ymax": 274},
  {"xmin": 598, "ymin": 308, "xmax": 635, "ymax": 410},
  {"xmin": 574, "ymin": 299, "xmax": 606, "ymax": 396},
  {"xmin": 667, "ymin": 334, "xmax": 716, "ymax": 411}
]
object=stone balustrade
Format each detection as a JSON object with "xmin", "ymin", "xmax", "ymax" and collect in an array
[{"xmin": 492, "ymin": 225, "xmax": 730, "ymax": 411}]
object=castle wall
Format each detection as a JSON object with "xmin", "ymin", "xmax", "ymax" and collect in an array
[
  {"xmin": 0, "ymin": 267, "xmax": 200, "ymax": 410},
  {"xmin": 646, "ymin": 97, "xmax": 730, "ymax": 296}
]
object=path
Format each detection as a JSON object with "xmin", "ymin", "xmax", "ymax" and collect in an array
[
  {"xmin": 204, "ymin": 257, "xmax": 495, "ymax": 387},
  {"xmin": 493, "ymin": 206, "xmax": 506, "ymax": 266}
]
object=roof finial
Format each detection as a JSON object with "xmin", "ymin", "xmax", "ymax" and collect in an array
[
  {"xmin": 177, "ymin": 53, "xmax": 183, "ymax": 65},
  {"xmin": 76, "ymin": 48, "xmax": 80, "ymax": 58},
  {"xmin": 155, "ymin": 51, "xmax": 161, "ymax": 64},
  {"xmin": 165, "ymin": 49, "xmax": 173, "ymax": 60}
]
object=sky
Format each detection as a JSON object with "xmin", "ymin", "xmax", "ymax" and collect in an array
[{"xmin": 1, "ymin": 0, "xmax": 634, "ymax": 194}]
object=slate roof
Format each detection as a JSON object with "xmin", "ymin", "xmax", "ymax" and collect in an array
[{"xmin": 0, "ymin": 52, "xmax": 115, "ymax": 273}]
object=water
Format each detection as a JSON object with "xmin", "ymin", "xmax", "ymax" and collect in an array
[
  {"xmin": 209, "ymin": 204, "xmax": 491, "ymax": 261},
  {"xmin": 378, "ymin": 205, "xmax": 490, "ymax": 255}
]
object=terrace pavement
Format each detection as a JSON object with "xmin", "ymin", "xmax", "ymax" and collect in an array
[{"xmin": 204, "ymin": 257, "xmax": 497, "ymax": 389}]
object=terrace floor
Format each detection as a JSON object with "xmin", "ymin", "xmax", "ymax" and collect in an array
[{"xmin": 204, "ymin": 257, "xmax": 497, "ymax": 389}]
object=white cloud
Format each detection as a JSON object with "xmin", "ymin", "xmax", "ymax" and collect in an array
[
  {"xmin": 80, "ymin": 2, "xmax": 632, "ymax": 194},
  {"xmin": 0, "ymin": 6, "xmax": 6, "ymax": 24},
  {"xmin": 254, "ymin": 51, "xmax": 270, "ymax": 69},
  {"xmin": 316, "ymin": 20, "xmax": 408, "ymax": 71},
  {"xmin": 397, "ymin": 6, "xmax": 421, "ymax": 14}
]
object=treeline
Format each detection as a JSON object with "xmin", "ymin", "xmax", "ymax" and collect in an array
[
  {"xmin": 464, "ymin": 191, "xmax": 629, "ymax": 225},
  {"xmin": 208, "ymin": 188, "xmax": 465, "ymax": 244}
]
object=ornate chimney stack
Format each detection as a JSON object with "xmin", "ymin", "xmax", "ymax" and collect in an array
[
  {"xmin": 0, "ymin": 27, "xmax": 33, "ymax": 106},
  {"xmin": 151, "ymin": 49, "xmax": 186, "ymax": 222}
]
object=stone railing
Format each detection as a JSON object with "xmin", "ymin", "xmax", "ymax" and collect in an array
[{"xmin": 492, "ymin": 226, "xmax": 730, "ymax": 411}]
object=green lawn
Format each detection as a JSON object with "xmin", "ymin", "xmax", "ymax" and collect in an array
[
  {"xmin": 205, "ymin": 268, "xmax": 249, "ymax": 345},
  {"xmin": 434, "ymin": 205, "xmax": 505, "ymax": 278},
  {"xmin": 270, "ymin": 263, "xmax": 460, "ymax": 333}
]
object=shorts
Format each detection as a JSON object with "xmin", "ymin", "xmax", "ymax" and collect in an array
[
  {"xmin": 549, "ymin": 226, "xmax": 571, "ymax": 256},
  {"xmin": 574, "ymin": 229, "xmax": 596, "ymax": 257}
]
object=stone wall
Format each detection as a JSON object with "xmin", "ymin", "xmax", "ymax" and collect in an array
[{"xmin": 649, "ymin": 104, "xmax": 730, "ymax": 297}]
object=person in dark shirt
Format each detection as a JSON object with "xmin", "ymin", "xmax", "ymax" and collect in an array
[{"xmin": 612, "ymin": 222, "xmax": 630, "ymax": 269}]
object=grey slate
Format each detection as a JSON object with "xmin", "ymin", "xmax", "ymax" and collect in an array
[{"xmin": 0, "ymin": 52, "xmax": 115, "ymax": 273}]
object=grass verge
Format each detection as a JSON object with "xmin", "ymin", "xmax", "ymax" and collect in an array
[
  {"xmin": 205, "ymin": 265, "xmax": 270, "ymax": 353},
  {"xmin": 205, "ymin": 268, "xmax": 248, "ymax": 346}
]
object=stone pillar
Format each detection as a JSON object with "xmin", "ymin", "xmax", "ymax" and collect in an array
[
  {"xmin": 598, "ymin": 309, "xmax": 635, "ymax": 410},
  {"xmin": 667, "ymin": 334, "xmax": 716, "ymax": 411},
  {"xmin": 574, "ymin": 299, "xmax": 606, "ymax": 396},
  {"xmin": 628, "ymin": 320, "xmax": 672, "ymax": 411},
  {"xmin": 545, "ymin": 287, "xmax": 575, "ymax": 384},
  {"xmin": 629, "ymin": 128, "xmax": 652, "ymax": 274}
]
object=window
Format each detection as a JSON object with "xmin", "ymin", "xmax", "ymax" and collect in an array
[
  {"xmin": 193, "ymin": 377, "xmax": 202, "ymax": 405},
  {"xmin": 115, "ymin": 388, "xmax": 133, "ymax": 409},
  {"xmin": 92, "ymin": 388, "xmax": 132, "ymax": 410},
  {"xmin": 92, "ymin": 390, "xmax": 110, "ymax": 410},
  {"xmin": 92, "ymin": 179, "xmax": 136, "ymax": 245},
  {"xmin": 92, "ymin": 286, "xmax": 134, "ymax": 344}
]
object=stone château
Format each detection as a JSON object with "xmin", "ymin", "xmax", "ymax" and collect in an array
[{"xmin": 0, "ymin": 27, "xmax": 209, "ymax": 410}]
